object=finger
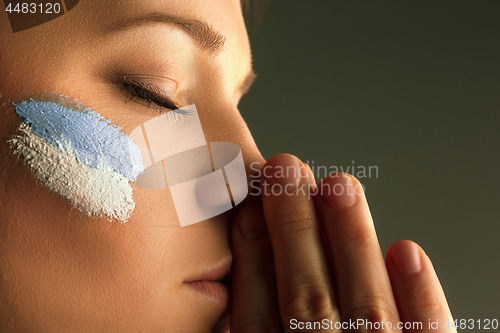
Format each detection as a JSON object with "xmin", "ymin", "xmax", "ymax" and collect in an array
[
  {"xmin": 385, "ymin": 240, "xmax": 456, "ymax": 333},
  {"xmin": 315, "ymin": 173, "xmax": 402, "ymax": 331},
  {"xmin": 231, "ymin": 204, "xmax": 282, "ymax": 333},
  {"xmin": 260, "ymin": 154, "xmax": 339, "ymax": 331}
]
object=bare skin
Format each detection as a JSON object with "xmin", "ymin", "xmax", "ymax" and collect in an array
[
  {"xmin": 0, "ymin": 0, "xmax": 455, "ymax": 332},
  {"xmin": 231, "ymin": 155, "xmax": 455, "ymax": 332}
]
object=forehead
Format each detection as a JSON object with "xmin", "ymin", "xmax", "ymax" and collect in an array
[
  {"xmin": 0, "ymin": 0, "xmax": 252, "ymax": 81},
  {"xmin": 93, "ymin": 0, "xmax": 251, "ymax": 60},
  {"xmin": 88, "ymin": 0, "xmax": 246, "ymax": 37}
]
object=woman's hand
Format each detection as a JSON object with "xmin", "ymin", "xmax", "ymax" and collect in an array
[{"xmin": 231, "ymin": 154, "xmax": 455, "ymax": 332}]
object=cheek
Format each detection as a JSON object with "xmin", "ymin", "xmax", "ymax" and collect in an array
[
  {"xmin": 11, "ymin": 123, "xmax": 136, "ymax": 221},
  {"xmin": 9, "ymin": 97, "xmax": 145, "ymax": 222},
  {"xmin": 131, "ymin": 184, "xmax": 180, "ymax": 227}
]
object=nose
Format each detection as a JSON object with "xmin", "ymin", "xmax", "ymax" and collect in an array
[
  {"xmin": 131, "ymin": 102, "xmax": 265, "ymax": 226},
  {"xmin": 196, "ymin": 103, "xmax": 266, "ymax": 207}
]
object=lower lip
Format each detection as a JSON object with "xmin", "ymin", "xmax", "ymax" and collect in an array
[{"xmin": 184, "ymin": 280, "xmax": 230, "ymax": 303}]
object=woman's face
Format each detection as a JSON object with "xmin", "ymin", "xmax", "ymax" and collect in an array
[{"xmin": 0, "ymin": 0, "xmax": 263, "ymax": 331}]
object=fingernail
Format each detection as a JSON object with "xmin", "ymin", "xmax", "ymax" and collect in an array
[
  {"xmin": 238, "ymin": 205, "xmax": 269, "ymax": 241},
  {"xmin": 392, "ymin": 241, "xmax": 422, "ymax": 274},
  {"xmin": 319, "ymin": 173, "xmax": 357, "ymax": 208},
  {"xmin": 262, "ymin": 154, "xmax": 305, "ymax": 187}
]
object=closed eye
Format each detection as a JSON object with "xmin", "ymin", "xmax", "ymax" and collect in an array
[{"xmin": 113, "ymin": 75, "xmax": 180, "ymax": 113}]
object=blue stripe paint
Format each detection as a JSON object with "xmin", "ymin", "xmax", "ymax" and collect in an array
[{"xmin": 14, "ymin": 99, "xmax": 144, "ymax": 181}]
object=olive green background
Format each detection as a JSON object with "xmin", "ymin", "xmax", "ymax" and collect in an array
[{"xmin": 240, "ymin": 0, "xmax": 500, "ymax": 322}]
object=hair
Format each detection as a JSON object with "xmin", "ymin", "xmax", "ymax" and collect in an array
[{"xmin": 241, "ymin": 0, "xmax": 269, "ymax": 37}]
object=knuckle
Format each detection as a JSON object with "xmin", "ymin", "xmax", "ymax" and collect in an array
[
  {"xmin": 407, "ymin": 290, "xmax": 444, "ymax": 313},
  {"xmin": 344, "ymin": 221, "xmax": 376, "ymax": 244},
  {"xmin": 409, "ymin": 301, "xmax": 443, "ymax": 315},
  {"xmin": 283, "ymin": 285, "xmax": 335, "ymax": 322},
  {"xmin": 273, "ymin": 208, "xmax": 317, "ymax": 233},
  {"xmin": 344, "ymin": 302, "xmax": 399, "ymax": 330},
  {"xmin": 331, "ymin": 216, "xmax": 377, "ymax": 249}
]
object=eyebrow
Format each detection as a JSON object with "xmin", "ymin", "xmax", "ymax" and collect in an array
[
  {"xmin": 106, "ymin": 12, "xmax": 256, "ymax": 97},
  {"xmin": 106, "ymin": 12, "xmax": 227, "ymax": 53}
]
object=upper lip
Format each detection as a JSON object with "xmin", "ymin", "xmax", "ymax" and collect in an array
[{"xmin": 183, "ymin": 258, "xmax": 232, "ymax": 285}]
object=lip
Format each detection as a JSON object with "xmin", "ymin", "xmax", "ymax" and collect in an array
[{"xmin": 183, "ymin": 258, "xmax": 232, "ymax": 302}]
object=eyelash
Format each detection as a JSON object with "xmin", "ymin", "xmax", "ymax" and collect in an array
[{"xmin": 116, "ymin": 78, "xmax": 179, "ymax": 113}]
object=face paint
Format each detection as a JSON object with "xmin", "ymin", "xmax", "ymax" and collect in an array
[
  {"xmin": 14, "ymin": 99, "xmax": 143, "ymax": 181},
  {"xmin": 8, "ymin": 97, "xmax": 247, "ymax": 225},
  {"xmin": 9, "ymin": 97, "xmax": 144, "ymax": 222}
]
